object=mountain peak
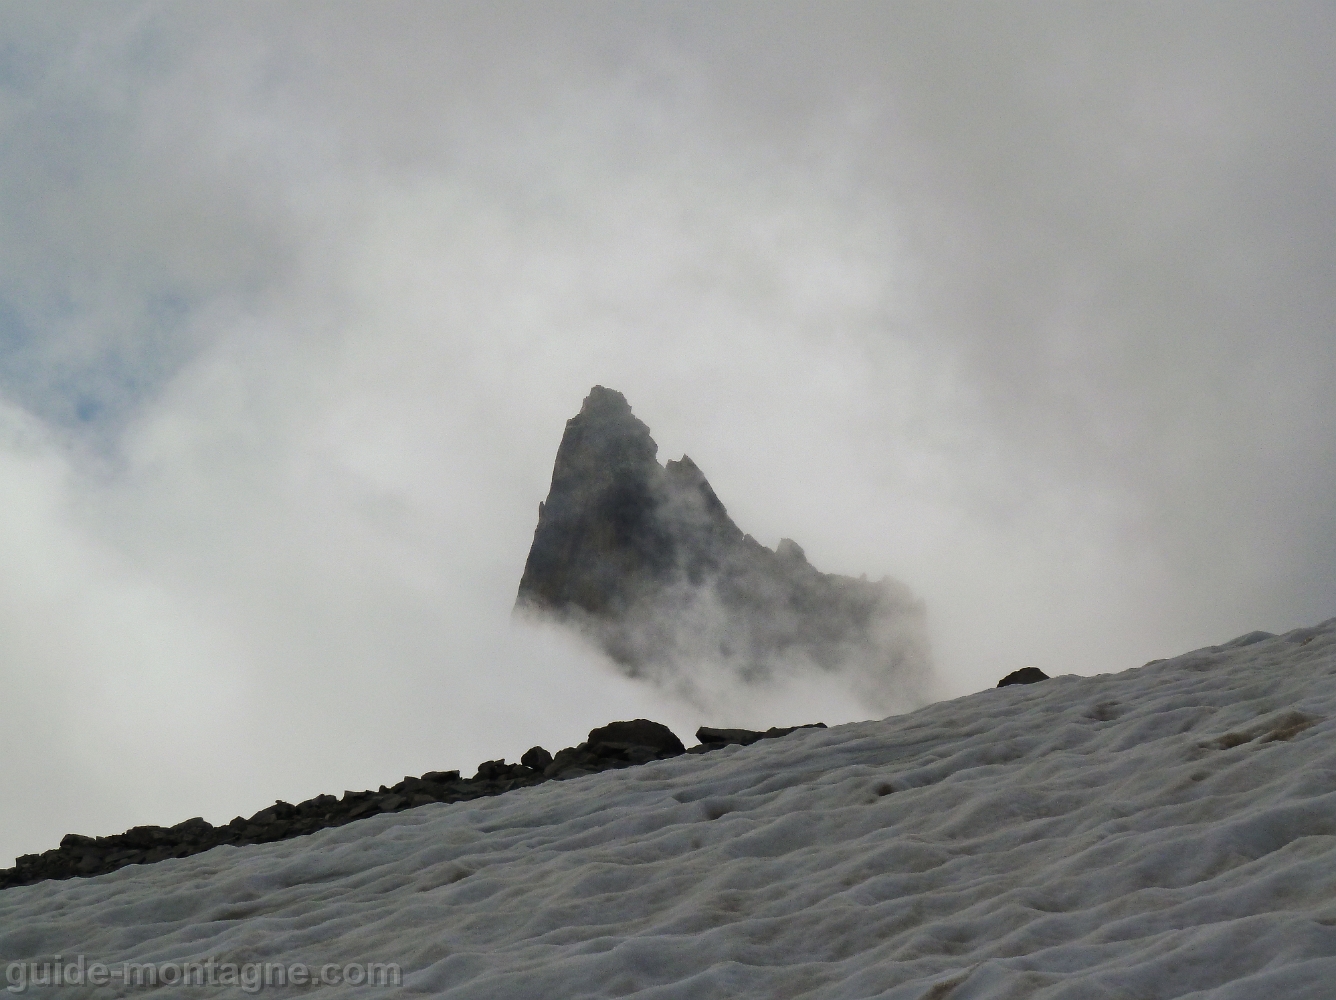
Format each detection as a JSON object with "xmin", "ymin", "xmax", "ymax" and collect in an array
[{"xmin": 517, "ymin": 388, "xmax": 931, "ymax": 711}]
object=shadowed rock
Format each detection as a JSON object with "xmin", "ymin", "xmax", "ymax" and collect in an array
[
  {"xmin": 588, "ymin": 719, "xmax": 686, "ymax": 757},
  {"xmin": 689, "ymin": 723, "xmax": 827, "ymax": 753},
  {"xmin": 516, "ymin": 386, "xmax": 930, "ymax": 708},
  {"xmin": 997, "ymin": 666, "xmax": 1050, "ymax": 687}
]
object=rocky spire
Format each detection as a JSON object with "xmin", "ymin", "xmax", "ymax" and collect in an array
[
  {"xmin": 517, "ymin": 386, "xmax": 676, "ymax": 616},
  {"xmin": 516, "ymin": 387, "xmax": 931, "ymax": 711}
]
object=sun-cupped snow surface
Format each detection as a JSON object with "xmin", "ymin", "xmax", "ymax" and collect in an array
[{"xmin": 4, "ymin": 621, "xmax": 1336, "ymax": 999}]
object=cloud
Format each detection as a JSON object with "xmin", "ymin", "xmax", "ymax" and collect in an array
[{"xmin": 0, "ymin": 3, "xmax": 1333, "ymax": 864}]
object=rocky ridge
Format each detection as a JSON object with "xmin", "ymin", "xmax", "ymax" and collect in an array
[{"xmin": 0, "ymin": 720, "xmax": 823, "ymax": 891}]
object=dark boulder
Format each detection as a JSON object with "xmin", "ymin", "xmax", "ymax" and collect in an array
[
  {"xmin": 997, "ymin": 666, "xmax": 1050, "ymax": 687},
  {"xmin": 587, "ymin": 719, "xmax": 685, "ymax": 757},
  {"xmin": 473, "ymin": 759, "xmax": 510, "ymax": 781},
  {"xmin": 170, "ymin": 816, "xmax": 213, "ymax": 835},
  {"xmin": 521, "ymin": 746, "xmax": 554, "ymax": 771},
  {"xmin": 421, "ymin": 770, "xmax": 460, "ymax": 783}
]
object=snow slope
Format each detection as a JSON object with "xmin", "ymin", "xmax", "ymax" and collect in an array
[{"xmin": 4, "ymin": 619, "xmax": 1336, "ymax": 999}]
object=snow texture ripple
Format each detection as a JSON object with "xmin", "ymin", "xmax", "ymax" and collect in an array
[{"xmin": 3, "ymin": 620, "xmax": 1336, "ymax": 998}]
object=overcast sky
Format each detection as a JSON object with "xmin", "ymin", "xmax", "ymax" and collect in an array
[{"xmin": 1, "ymin": 2, "xmax": 1333, "ymax": 864}]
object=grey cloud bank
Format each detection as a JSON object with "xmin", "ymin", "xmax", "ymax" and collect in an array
[{"xmin": 0, "ymin": 3, "xmax": 1333, "ymax": 863}]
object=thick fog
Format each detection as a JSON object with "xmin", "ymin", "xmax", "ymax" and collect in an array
[{"xmin": 1, "ymin": 2, "xmax": 1333, "ymax": 865}]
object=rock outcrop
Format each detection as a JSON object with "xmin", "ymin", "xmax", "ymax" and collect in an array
[
  {"xmin": 0, "ymin": 719, "xmax": 821, "ymax": 891},
  {"xmin": 688, "ymin": 723, "xmax": 828, "ymax": 754},
  {"xmin": 997, "ymin": 666, "xmax": 1050, "ymax": 687},
  {"xmin": 517, "ymin": 387, "xmax": 929, "ymax": 708}
]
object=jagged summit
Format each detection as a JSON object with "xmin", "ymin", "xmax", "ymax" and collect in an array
[{"xmin": 517, "ymin": 387, "xmax": 930, "ymax": 710}]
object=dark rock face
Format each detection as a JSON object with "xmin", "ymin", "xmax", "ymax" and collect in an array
[
  {"xmin": 516, "ymin": 387, "xmax": 930, "ymax": 709},
  {"xmin": 997, "ymin": 666, "xmax": 1050, "ymax": 687},
  {"xmin": 0, "ymin": 718, "xmax": 822, "ymax": 891}
]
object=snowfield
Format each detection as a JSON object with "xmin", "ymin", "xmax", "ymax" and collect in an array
[{"xmin": 3, "ymin": 619, "xmax": 1336, "ymax": 999}]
